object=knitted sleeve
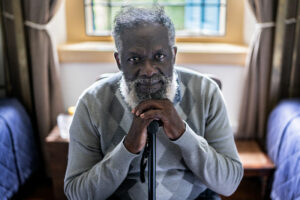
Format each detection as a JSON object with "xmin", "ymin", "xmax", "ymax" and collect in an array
[
  {"xmin": 172, "ymin": 88, "xmax": 243, "ymax": 196},
  {"xmin": 64, "ymin": 99, "xmax": 139, "ymax": 200}
]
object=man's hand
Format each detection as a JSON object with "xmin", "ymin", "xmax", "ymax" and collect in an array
[
  {"xmin": 124, "ymin": 99, "xmax": 185, "ymax": 154},
  {"xmin": 123, "ymin": 115, "xmax": 154, "ymax": 154},
  {"xmin": 133, "ymin": 99, "xmax": 186, "ymax": 140}
]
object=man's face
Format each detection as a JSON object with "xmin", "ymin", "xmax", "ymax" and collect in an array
[{"xmin": 115, "ymin": 23, "xmax": 177, "ymax": 101}]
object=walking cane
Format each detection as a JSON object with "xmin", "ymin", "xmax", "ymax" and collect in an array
[{"xmin": 140, "ymin": 120, "xmax": 159, "ymax": 200}]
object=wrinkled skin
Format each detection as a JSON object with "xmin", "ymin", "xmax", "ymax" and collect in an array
[{"xmin": 114, "ymin": 23, "xmax": 185, "ymax": 154}]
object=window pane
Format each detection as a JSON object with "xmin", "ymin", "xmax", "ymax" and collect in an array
[
  {"xmin": 111, "ymin": 6, "xmax": 121, "ymax": 28},
  {"xmin": 202, "ymin": 0, "xmax": 221, "ymax": 34},
  {"xmin": 184, "ymin": 0, "xmax": 202, "ymax": 31},
  {"xmin": 85, "ymin": 1, "xmax": 111, "ymax": 35},
  {"xmin": 84, "ymin": 0, "xmax": 227, "ymax": 36},
  {"xmin": 94, "ymin": 6, "xmax": 110, "ymax": 31},
  {"xmin": 164, "ymin": 5, "xmax": 185, "ymax": 30}
]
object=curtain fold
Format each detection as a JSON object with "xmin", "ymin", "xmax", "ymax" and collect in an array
[
  {"xmin": 290, "ymin": 9, "xmax": 300, "ymax": 98},
  {"xmin": 236, "ymin": 0, "xmax": 277, "ymax": 140},
  {"xmin": 271, "ymin": 0, "xmax": 298, "ymax": 102},
  {"xmin": 22, "ymin": 0, "xmax": 63, "ymax": 153},
  {"xmin": 1, "ymin": 0, "xmax": 33, "ymax": 112},
  {"xmin": 270, "ymin": 0, "xmax": 300, "ymax": 103},
  {"xmin": 1, "ymin": 1, "xmax": 19, "ymax": 96}
]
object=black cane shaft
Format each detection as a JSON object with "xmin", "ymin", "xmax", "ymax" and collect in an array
[
  {"xmin": 148, "ymin": 131, "xmax": 156, "ymax": 200},
  {"xmin": 147, "ymin": 121, "xmax": 159, "ymax": 200}
]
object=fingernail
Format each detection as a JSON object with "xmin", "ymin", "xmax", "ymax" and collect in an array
[{"xmin": 140, "ymin": 114, "xmax": 144, "ymax": 118}]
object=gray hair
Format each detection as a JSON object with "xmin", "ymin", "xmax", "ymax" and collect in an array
[{"xmin": 112, "ymin": 5, "xmax": 175, "ymax": 54}]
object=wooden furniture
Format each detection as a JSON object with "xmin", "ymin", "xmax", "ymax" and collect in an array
[
  {"xmin": 233, "ymin": 140, "xmax": 275, "ymax": 200},
  {"xmin": 45, "ymin": 127, "xmax": 275, "ymax": 200},
  {"xmin": 236, "ymin": 140, "xmax": 275, "ymax": 177},
  {"xmin": 45, "ymin": 126, "xmax": 69, "ymax": 200}
]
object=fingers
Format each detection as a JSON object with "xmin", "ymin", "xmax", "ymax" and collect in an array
[
  {"xmin": 132, "ymin": 99, "xmax": 171, "ymax": 116},
  {"xmin": 140, "ymin": 109, "xmax": 166, "ymax": 122},
  {"xmin": 124, "ymin": 116, "xmax": 155, "ymax": 154},
  {"xmin": 132, "ymin": 100, "xmax": 162, "ymax": 116},
  {"xmin": 143, "ymin": 117, "xmax": 157, "ymax": 127},
  {"xmin": 132, "ymin": 115, "xmax": 155, "ymax": 131},
  {"xmin": 130, "ymin": 99, "xmax": 185, "ymax": 142}
]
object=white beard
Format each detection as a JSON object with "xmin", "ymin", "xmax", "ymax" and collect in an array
[{"xmin": 119, "ymin": 72, "xmax": 178, "ymax": 109}]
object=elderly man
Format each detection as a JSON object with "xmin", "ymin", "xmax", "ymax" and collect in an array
[{"xmin": 64, "ymin": 6, "xmax": 243, "ymax": 200}]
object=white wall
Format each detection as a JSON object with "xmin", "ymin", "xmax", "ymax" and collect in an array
[{"xmin": 60, "ymin": 63, "xmax": 119, "ymax": 107}]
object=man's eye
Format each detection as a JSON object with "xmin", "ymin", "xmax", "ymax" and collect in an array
[
  {"xmin": 155, "ymin": 54, "xmax": 166, "ymax": 61},
  {"xmin": 128, "ymin": 57, "xmax": 140, "ymax": 63}
]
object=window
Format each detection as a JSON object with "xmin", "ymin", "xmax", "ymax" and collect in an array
[
  {"xmin": 84, "ymin": 0, "xmax": 227, "ymax": 37},
  {"xmin": 61, "ymin": 0, "xmax": 247, "ymax": 65},
  {"xmin": 65, "ymin": 0, "xmax": 244, "ymax": 44}
]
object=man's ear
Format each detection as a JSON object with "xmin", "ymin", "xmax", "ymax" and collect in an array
[
  {"xmin": 114, "ymin": 52, "xmax": 121, "ymax": 70},
  {"xmin": 172, "ymin": 46, "xmax": 177, "ymax": 64}
]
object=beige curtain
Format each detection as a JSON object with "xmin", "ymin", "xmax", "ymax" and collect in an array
[
  {"xmin": 236, "ymin": 0, "xmax": 277, "ymax": 140},
  {"xmin": 1, "ymin": 0, "xmax": 33, "ymax": 112},
  {"xmin": 22, "ymin": 0, "xmax": 64, "ymax": 153},
  {"xmin": 270, "ymin": 0, "xmax": 300, "ymax": 104}
]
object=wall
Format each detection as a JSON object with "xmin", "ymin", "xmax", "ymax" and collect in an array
[{"xmin": 60, "ymin": 63, "xmax": 119, "ymax": 108}]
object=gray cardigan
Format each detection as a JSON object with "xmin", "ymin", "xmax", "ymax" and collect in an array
[{"xmin": 64, "ymin": 67, "xmax": 243, "ymax": 200}]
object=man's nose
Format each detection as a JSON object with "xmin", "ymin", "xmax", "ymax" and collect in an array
[{"xmin": 140, "ymin": 60, "xmax": 157, "ymax": 77}]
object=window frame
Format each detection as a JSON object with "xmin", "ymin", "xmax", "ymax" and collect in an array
[{"xmin": 65, "ymin": 0, "xmax": 245, "ymax": 44}]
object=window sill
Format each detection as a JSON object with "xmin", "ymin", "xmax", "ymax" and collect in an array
[{"xmin": 58, "ymin": 42, "xmax": 248, "ymax": 66}]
